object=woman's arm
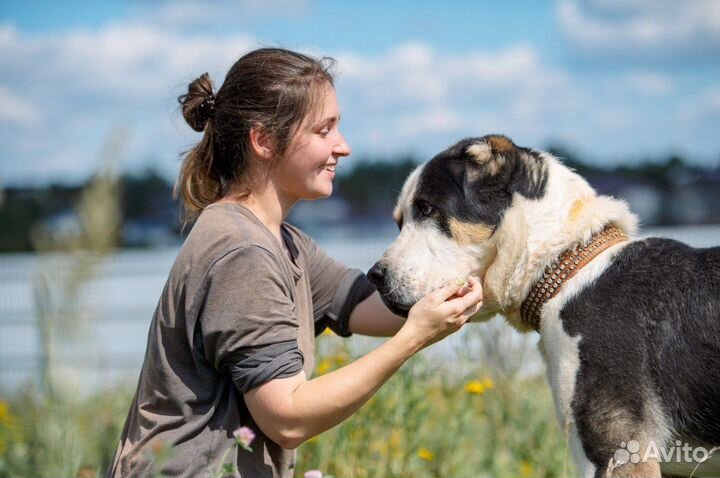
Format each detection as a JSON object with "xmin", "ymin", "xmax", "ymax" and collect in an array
[
  {"xmin": 347, "ymin": 291, "xmax": 406, "ymax": 337},
  {"xmin": 244, "ymin": 277, "xmax": 483, "ymax": 449}
]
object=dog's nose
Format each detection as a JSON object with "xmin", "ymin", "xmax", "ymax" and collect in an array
[{"xmin": 367, "ymin": 262, "xmax": 387, "ymax": 289}]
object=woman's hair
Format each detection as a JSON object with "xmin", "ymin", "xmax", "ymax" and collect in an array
[{"xmin": 176, "ymin": 48, "xmax": 336, "ymax": 219}]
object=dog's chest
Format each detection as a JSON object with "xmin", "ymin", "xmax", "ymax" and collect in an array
[{"xmin": 538, "ymin": 306, "xmax": 581, "ymax": 423}]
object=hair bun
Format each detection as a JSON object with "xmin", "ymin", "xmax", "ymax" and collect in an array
[{"xmin": 179, "ymin": 73, "xmax": 216, "ymax": 132}]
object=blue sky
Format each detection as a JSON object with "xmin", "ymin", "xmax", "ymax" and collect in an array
[{"xmin": 1, "ymin": 0, "xmax": 719, "ymax": 186}]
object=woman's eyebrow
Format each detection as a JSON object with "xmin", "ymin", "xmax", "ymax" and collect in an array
[{"xmin": 320, "ymin": 114, "xmax": 340, "ymax": 125}]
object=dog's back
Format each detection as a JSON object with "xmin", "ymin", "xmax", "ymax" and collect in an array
[{"xmin": 561, "ymin": 238, "xmax": 720, "ymax": 449}]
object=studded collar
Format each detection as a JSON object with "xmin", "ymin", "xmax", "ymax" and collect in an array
[{"xmin": 520, "ymin": 224, "xmax": 629, "ymax": 331}]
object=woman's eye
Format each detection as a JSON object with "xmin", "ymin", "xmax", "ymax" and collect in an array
[{"xmin": 318, "ymin": 128, "xmax": 330, "ymax": 136}]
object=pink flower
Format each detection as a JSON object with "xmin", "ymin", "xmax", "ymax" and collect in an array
[
  {"xmin": 233, "ymin": 426, "xmax": 256, "ymax": 451},
  {"xmin": 304, "ymin": 471, "xmax": 323, "ymax": 478}
]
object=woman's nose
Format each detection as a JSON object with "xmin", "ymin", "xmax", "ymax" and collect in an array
[{"xmin": 334, "ymin": 132, "xmax": 351, "ymax": 157}]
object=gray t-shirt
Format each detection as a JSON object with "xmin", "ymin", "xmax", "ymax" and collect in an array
[{"xmin": 107, "ymin": 203, "xmax": 374, "ymax": 478}]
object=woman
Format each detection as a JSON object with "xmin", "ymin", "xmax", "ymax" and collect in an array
[{"xmin": 107, "ymin": 48, "xmax": 483, "ymax": 478}]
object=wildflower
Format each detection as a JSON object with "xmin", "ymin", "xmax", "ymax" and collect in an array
[
  {"xmin": 417, "ymin": 448, "xmax": 435, "ymax": 461},
  {"xmin": 0, "ymin": 400, "xmax": 8, "ymax": 423},
  {"xmin": 304, "ymin": 470, "xmax": 323, "ymax": 478},
  {"xmin": 332, "ymin": 352, "xmax": 349, "ymax": 367},
  {"xmin": 520, "ymin": 460, "xmax": 533, "ymax": 477},
  {"xmin": 316, "ymin": 359, "xmax": 333, "ymax": 375},
  {"xmin": 464, "ymin": 380, "xmax": 485, "ymax": 395},
  {"xmin": 482, "ymin": 378, "xmax": 495, "ymax": 390},
  {"xmin": 233, "ymin": 426, "xmax": 256, "ymax": 451},
  {"xmin": 369, "ymin": 439, "xmax": 387, "ymax": 455},
  {"xmin": 389, "ymin": 430, "xmax": 401, "ymax": 450},
  {"xmin": 322, "ymin": 327, "xmax": 334, "ymax": 336}
]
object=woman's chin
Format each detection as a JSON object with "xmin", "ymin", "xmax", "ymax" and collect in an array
[
  {"xmin": 304, "ymin": 186, "xmax": 333, "ymax": 201},
  {"xmin": 314, "ymin": 181, "xmax": 334, "ymax": 198}
]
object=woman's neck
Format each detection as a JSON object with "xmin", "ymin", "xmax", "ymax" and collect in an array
[{"xmin": 219, "ymin": 182, "xmax": 297, "ymax": 244}]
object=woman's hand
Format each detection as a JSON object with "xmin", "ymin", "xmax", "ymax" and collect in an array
[
  {"xmin": 398, "ymin": 276, "xmax": 483, "ymax": 350},
  {"xmin": 245, "ymin": 275, "xmax": 482, "ymax": 449}
]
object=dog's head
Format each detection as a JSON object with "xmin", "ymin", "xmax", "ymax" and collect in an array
[{"xmin": 368, "ymin": 135, "xmax": 549, "ymax": 317}]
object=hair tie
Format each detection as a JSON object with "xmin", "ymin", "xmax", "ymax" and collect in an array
[{"xmin": 198, "ymin": 94, "xmax": 216, "ymax": 123}]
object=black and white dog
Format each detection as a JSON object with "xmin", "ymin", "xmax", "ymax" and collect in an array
[{"xmin": 368, "ymin": 135, "xmax": 720, "ymax": 478}]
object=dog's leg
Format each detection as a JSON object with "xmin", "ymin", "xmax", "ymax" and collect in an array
[
  {"xmin": 573, "ymin": 396, "xmax": 668, "ymax": 478},
  {"xmin": 567, "ymin": 419, "xmax": 661, "ymax": 478},
  {"xmin": 567, "ymin": 422, "xmax": 597, "ymax": 478},
  {"xmin": 606, "ymin": 456, "xmax": 661, "ymax": 478},
  {"xmin": 538, "ymin": 334, "xmax": 597, "ymax": 478}
]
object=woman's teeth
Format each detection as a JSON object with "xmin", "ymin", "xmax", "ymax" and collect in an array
[{"xmin": 323, "ymin": 165, "xmax": 336, "ymax": 172}]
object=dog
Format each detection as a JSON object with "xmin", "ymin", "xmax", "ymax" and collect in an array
[{"xmin": 367, "ymin": 135, "xmax": 720, "ymax": 478}]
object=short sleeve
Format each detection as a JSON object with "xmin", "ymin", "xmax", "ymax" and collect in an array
[
  {"xmin": 199, "ymin": 246, "xmax": 304, "ymax": 392},
  {"xmin": 298, "ymin": 232, "xmax": 376, "ymax": 337}
]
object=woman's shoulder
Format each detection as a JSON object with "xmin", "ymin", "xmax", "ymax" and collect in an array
[
  {"xmin": 281, "ymin": 221, "xmax": 321, "ymax": 255},
  {"xmin": 178, "ymin": 203, "xmax": 282, "ymax": 269}
]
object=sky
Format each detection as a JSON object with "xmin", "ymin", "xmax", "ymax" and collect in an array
[{"xmin": 1, "ymin": 0, "xmax": 719, "ymax": 186}]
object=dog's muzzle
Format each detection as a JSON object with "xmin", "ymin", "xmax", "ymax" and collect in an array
[{"xmin": 367, "ymin": 262, "xmax": 412, "ymax": 318}]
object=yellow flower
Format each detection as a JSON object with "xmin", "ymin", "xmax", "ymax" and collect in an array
[
  {"xmin": 369, "ymin": 439, "xmax": 387, "ymax": 455},
  {"xmin": 332, "ymin": 352, "xmax": 349, "ymax": 367},
  {"xmin": 322, "ymin": 328, "xmax": 334, "ymax": 336},
  {"xmin": 482, "ymin": 378, "xmax": 495, "ymax": 390},
  {"xmin": 389, "ymin": 430, "xmax": 401, "ymax": 450},
  {"xmin": 0, "ymin": 401, "xmax": 8, "ymax": 423},
  {"xmin": 520, "ymin": 460, "xmax": 533, "ymax": 477},
  {"xmin": 464, "ymin": 380, "xmax": 485, "ymax": 395},
  {"xmin": 315, "ymin": 359, "xmax": 333, "ymax": 375},
  {"xmin": 417, "ymin": 448, "xmax": 435, "ymax": 461}
]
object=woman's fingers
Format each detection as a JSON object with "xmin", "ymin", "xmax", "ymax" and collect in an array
[
  {"xmin": 438, "ymin": 276, "xmax": 483, "ymax": 315},
  {"xmin": 426, "ymin": 276, "xmax": 470, "ymax": 306},
  {"xmin": 460, "ymin": 300, "xmax": 483, "ymax": 319}
]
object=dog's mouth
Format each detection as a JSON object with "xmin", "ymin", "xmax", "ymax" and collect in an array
[{"xmin": 378, "ymin": 294, "xmax": 413, "ymax": 318}]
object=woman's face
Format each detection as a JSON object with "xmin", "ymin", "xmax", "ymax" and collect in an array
[{"xmin": 274, "ymin": 85, "xmax": 351, "ymax": 203}]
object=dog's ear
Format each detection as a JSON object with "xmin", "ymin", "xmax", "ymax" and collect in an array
[{"xmin": 465, "ymin": 135, "xmax": 547, "ymax": 200}]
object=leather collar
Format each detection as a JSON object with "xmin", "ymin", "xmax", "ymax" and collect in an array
[{"xmin": 520, "ymin": 224, "xmax": 629, "ymax": 331}]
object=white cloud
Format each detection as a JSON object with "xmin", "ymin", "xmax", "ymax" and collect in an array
[
  {"xmin": 0, "ymin": 85, "xmax": 38, "ymax": 125},
  {"xmin": 679, "ymin": 85, "xmax": 720, "ymax": 121},
  {"xmin": 556, "ymin": 0, "xmax": 720, "ymax": 59},
  {"xmin": 395, "ymin": 108, "xmax": 463, "ymax": 137},
  {"xmin": 0, "ymin": 21, "xmax": 256, "ymax": 184},
  {"xmin": 338, "ymin": 42, "xmax": 577, "ymax": 117},
  {"xmin": 0, "ymin": 12, "xmax": 717, "ymax": 185},
  {"xmin": 623, "ymin": 71, "xmax": 673, "ymax": 96},
  {"xmin": 336, "ymin": 41, "xmax": 583, "ymax": 154},
  {"xmin": 145, "ymin": 0, "xmax": 308, "ymax": 29}
]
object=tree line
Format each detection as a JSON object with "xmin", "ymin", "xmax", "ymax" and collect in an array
[{"xmin": 1, "ymin": 150, "xmax": 718, "ymax": 252}]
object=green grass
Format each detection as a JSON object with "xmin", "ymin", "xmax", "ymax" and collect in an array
[
  {"xmin": 297, "ymin": 330, "xmax": 574, "ymax": 478},
  {"xmin": 0, "ymin": 328, "xmax": 574, "ymax": 478}
]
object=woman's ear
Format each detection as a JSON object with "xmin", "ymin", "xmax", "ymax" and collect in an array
[{"xmin": 249, "ymin": 126, "xmax": 273, "ymax": 160}]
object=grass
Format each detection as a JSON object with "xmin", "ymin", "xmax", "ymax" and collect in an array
[
  {"xmin": 0, "ymin": 324, "xmax": 574, "ymax": 478},
  {"xmin": 297, "ymin": 328, "xmax": 574, "ymax": 478}
]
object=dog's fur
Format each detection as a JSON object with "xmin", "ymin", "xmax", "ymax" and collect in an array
[{"xmin": 368, "ymin": 135, "xmax": 720, "ymax": 478}]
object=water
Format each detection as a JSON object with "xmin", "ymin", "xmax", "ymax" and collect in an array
[{"xmin": 1, "ymin": 223, "xmax": 718, "ymax": 394}]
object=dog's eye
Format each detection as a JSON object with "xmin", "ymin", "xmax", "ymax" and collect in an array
[{"xmin": 415, "ymin": 200, "xmax": 433, "ymax": 217}]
